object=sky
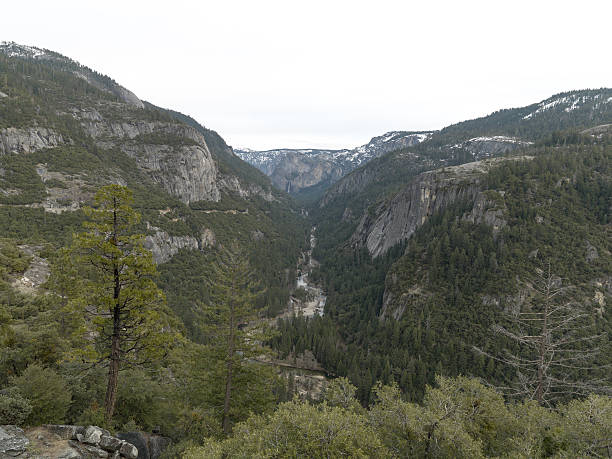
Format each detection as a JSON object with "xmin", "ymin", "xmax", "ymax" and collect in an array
[{"xmin": 2, "ymin": 0, "xmax": 611, "ymax": 150}]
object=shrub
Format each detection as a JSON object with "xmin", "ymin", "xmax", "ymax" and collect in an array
[
  {"xmin": 0, "ymin": 388, "xmax": 33, "ymax": 425},
  {"xmin": 10, "ymin": 364, "xmax": 72, "ymax": 425}
]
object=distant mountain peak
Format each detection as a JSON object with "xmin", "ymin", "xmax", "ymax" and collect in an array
[{"xmin": 235, "ymin": 130, "xmax": 433, "ymax": 195}]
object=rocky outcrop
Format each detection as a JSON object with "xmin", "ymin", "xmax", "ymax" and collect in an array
[
  {"xmin": 144, "ymin": 229, "xmax": 200, "ymax": 264},
  {"xmin": 586, "ymin": 240, "xmax": 599, "ymax": 263},
  {"xmin": 352, "ymin": 157, "xmax": 529, "ymax": 257},
  {"xmin": 462, "ymin": 191, "xmax": 507, "ymax": 233},
  {"xmin": 270, "ymin": 152, "xmax": 346, "ymax": 193},
  {"xmin": 352, "ymin": 170, "xmax": 480, "ymax": 258},
  {"xmin": 451, "ymin": 136, "xmax": 532, "ymax": 158},
  {"xmin": 128, "ymin": 143, "xmax": 220, "ymax": 203},
  {"xmin": 78, "ymin": 116, "xmax": 221, "ymax": 203},
  {"xmin": 0, "ymin": 127, "xmax": 66, "ymax": 155},
  {"xmin": 0, "ymin": 425, "xmax": 29, "ymax": 457},
  {"xmin": 0, "ymin": 425, "xmax": 139, "ymax": 458},
  {"xmin": 11, "ymin": 245, "xmax": 50, "ymax": 294}
]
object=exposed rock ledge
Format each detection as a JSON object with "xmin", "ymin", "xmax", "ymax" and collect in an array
[
  {"xmin": 0, "ymin": 127, "xmax": 66, "ymax": 155},
  {"xmin": 144, "ymin": 227, "xmax": 216, "ymax": 264},
  {"xmin": 0, "ymin": 424, "xmax": 139, "ymax": 458}
]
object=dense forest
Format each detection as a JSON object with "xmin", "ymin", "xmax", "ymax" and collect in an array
[
  {"xmin": 1, "ymin": 43, "xmax": 611, "ymax": 458},
  {"xmin": 274, "ymin": 140, "xmax": 611, "ymax": 405}
]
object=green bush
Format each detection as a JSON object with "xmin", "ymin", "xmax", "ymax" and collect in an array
[
  {"xmin": 9, "ymin": 364, "xmax": 72, "ymax": 425},
  {"xmin": 0, "ymin": 388, "xmax": 33, "ymax": 425}
]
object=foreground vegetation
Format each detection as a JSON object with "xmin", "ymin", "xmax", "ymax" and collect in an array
[{"xmin": 184, "ymin": 376, "xmax": 612, "ymax": 458}]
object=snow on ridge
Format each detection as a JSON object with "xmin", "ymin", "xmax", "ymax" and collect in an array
[
  {"xmin": 466, "ymin": 136, "xmax": 531, "ymax": 144},
  {"xmin": 0, "ymin": 41, "xmax": 46, "ymax": 59},
  {"xmin": 522, "ymin": 92, "xmax": 610, "ymax": 120},
  {"xmin": 237, "ymin": 130, "xmax": 433, "ymax": 173}
]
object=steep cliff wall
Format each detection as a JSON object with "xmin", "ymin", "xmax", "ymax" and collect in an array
[
  {"xmin": 352, "ymin": 157, "xmax": 528, "ymax": 257},
  {"xmin": 0, "ymin": 127, "xmax": 67, "ymax": 155}
]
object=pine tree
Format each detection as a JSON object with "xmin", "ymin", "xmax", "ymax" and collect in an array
[
  {"xmin": 70, "ymin": 185, "xmax": 180, "ymax": 424},
  {"xmin": 199, "ymin": 244, "xmax": 273, "ymax": 434}
]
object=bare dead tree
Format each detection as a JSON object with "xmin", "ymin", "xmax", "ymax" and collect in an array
[{"xmin": 475, "ymin": 262, "xmax": 610, "ymax": 406}]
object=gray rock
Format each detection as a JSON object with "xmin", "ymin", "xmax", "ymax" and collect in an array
[
  {"xmin": 200, "ymin": 229, "xmax": 216, "ymax": 248},
  {"xmin": 56, "ymin": 446, "xmax": 82, "ymax": 459},
  {"xmin": 351, "ymin": 157, "xmax": 532, "ymax": 257},
  {"xmin": 118, "ymin": 441, "xmax": 138, "ymax": 459},
  {"xmin": 99, "ymin": 435, "xmax": 123, "ymax": 452},
  {"xmin": 352, "ymin": 167, "xmax": 480, "ymax": 257},
  {"xmin": 144, "ymin": 230, "xmax": 199, "ymax": 264},
  {"xmin": 79, "ymin": 119, "xmax": 221, "ymax": 204},
  {"xmin": 0, "ymin": 91, "xmax": 7, "ymax": 98},
  {"xmin": 0, "ymin": 127, "xmax": 66, "ymax": 156},
  {"xmin": 452, "ymin": 136, "xmax": 531, "ymax": 158},
  {"xmin": 586, "ymin": 240, "xmax": 599, "ymax": 262},
  {"xmin": 68, "ymin": 440, "xmax": 109, "ymax": 458},
  {"xmin": 0, "ymin": 425, "xmax": 29, "ymax": 457},
  {"xmin": 82, "ymin": 426, "xmax": 104, "ymax": 445}
]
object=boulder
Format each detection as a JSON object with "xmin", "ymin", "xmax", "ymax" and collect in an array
[
  {"xmin": 68, "ymin": 439, "xmax": 109, "ymax": 457},
  {"xmin": 99, "ymin": 435, "xmax": 123, "ymax": 452},
  {"xmin": 82, "ymin": 425, "xmax": 105, "ymax": 445},
  {"xmin": 119, "ymin": 441, "xmax": 138, "ymax": 459},
  {"xmin": 0, "ymin": 425, "xmax": 29, "ymax": 457}
]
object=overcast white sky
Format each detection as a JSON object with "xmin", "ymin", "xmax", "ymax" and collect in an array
[{"xmin": 3, "ymin": 0, "xmax": 611, "ymax": 149}]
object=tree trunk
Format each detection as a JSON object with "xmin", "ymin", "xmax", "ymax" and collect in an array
[
  {"xmin": 105, "ymin": 213, "xmax": 121, "ymax": 425},
  {"xmin": 104, "ymin": 305, "xmax": 121, "ymax": 424},
  {"xmin": 223, "ymin": 282, "xmax": 236, "ymax": 434}
]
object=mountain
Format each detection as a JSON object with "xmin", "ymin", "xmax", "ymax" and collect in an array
[
  {"xmin": 276, "ymin": 89, "xmax": 612, "ymax": 403},
  {"xmin": 0, "ymin": 42, "xmax": 306, "ymax": 330},
  {"xmin": 236, "ymin": 131, "xmax": 431, "ymax": 199}
]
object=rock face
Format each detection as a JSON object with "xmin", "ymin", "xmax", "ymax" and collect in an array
[
  {"xmin": 0, "ymin": 127, "xmax": 67, "ymax": 155},
  {"xmin": 80, "ymin": 117, "xmax": 221, "ymax": 204},
  {"xmin": 144, "ymin": 229, "xmax": 200, "ymax": 264},
  {"xmin": 0, "ymin": 425, "xmax": 29, "ymax": 457},
  {"xmin": 0, "ymin": 425, "xmax": 139, "ymax": 458},
  {"xmin": 270, "ymin": 152, "xmax": 346, "ymax": 193},
  {"xmin": 236, "ymin": 131, "xmax": 432, "ymax": 194},
  {"xmin": 352, "ymin": 169, "xmax": 480, "ymax": 257},
  {"xmin": 352, "ymin": 157, "xmax": 527, "ymax": 257}
]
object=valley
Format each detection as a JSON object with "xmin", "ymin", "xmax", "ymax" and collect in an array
[{"xmin": 0, "ymin": 41, "xmax": 610, "ymax": 459}]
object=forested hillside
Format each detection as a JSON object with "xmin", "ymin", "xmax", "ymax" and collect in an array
[
  {"xmin": 0, "ymin": 43, "xmax": 307, "ymax": 452},
  {"xmin": 275, "ymin": 110, "xmax": 611, "ymax": 404},
  {"xmin": 1, "ymin": 42, "xmax": 610, "ymax": 459}
]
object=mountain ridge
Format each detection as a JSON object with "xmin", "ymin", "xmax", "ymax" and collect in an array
[{"xmin": 236, "ymin": 131, "xmax": 432, "ymax": 197}]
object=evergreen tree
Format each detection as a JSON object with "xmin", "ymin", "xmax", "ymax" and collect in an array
[
  {"xmin": 199, "ymin": 244, "xmax": 272, "ymax": 434},
  {"xmin": 70, "ymin": 185, "xmax": 180, "ymax": 424}
]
